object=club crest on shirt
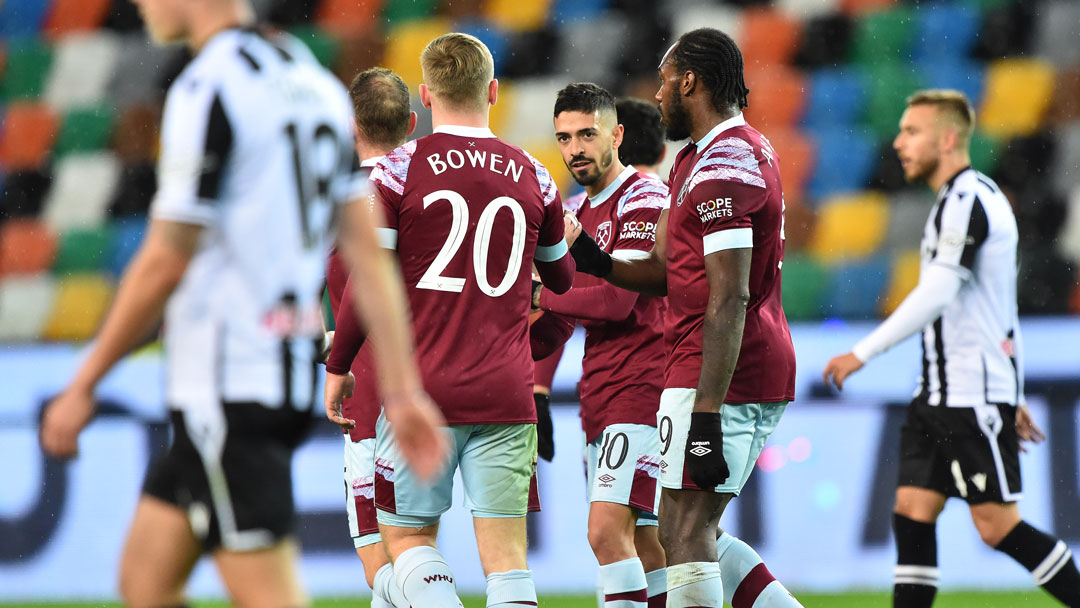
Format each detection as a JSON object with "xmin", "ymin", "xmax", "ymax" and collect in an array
[{"xmin": 595, "ymin": 221, "xmax": 613, "ymax": 250}]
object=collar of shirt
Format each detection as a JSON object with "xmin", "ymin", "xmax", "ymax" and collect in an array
[
  {"xmin": 360, "ymin": 156, "xmax": 383, "ymax": 168},
  {"xmin": 693, "ymin": 112, "xmax": 747, "ymax": 152},
  {"xmin": 937, "ymin": 165, "xmax": 973, "ymax": 199},
  {"xmin": 433, "ymin": 124, "xmax": 497, "ymax": 138},
  {"xmin": 589, "ymin": 164, "xmax": 638, "ymax": 208}
]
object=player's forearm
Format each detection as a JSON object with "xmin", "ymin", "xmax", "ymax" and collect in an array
[
  {"xmin": 605, "ymin": 254, "xmax": 668, "ymax": 296},
  {"xmin": 538, "ymin": 283, "xmax": 637, "ymax": 322},
  {"xmin": 71, "ymin": 235, "xmax": 185, "ymax": 392},
  {"xmin": 852, "ymin": 264, "xmax": 962, "ymax": 362},
  {"xmin": 529, "ymin": 311, "xmax": 574, "ymax": 360},
  {"xmin": 694, "ymin": 292, "xmax": 748, "ymax": 413},
  {"xmin": 535, "ymin": 253, "xmax": 575, "ymax": 294}
]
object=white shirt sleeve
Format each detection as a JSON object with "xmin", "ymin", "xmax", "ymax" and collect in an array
[
  {"xmin": 852, "ymin": 263, "xmax": 966, "ymax": 363},
  {"xmin": 150, "ymin": 79, "xmax": 231, "ymax": 226}
]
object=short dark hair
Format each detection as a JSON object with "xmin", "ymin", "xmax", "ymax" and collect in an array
[
  {"xmin": 615, "ymin": 98, "xmax": 665, "ymax": 167},
  {"xmin": 672, "ymin": 28, "xmax": 749, "ymax": 112},
  {"xmin": 553, "ymin": 82, "xmax": 616, "ymax": 119},
  {"xmin": 348, "ymin": 67, "xmax": 411, "ymax": 149}
]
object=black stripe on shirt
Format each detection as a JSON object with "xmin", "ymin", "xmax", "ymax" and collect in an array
[
  {"xmin": 959, "ymin": 197, "xmax": 989, "ymax": 270},
  {"xmin": 934, "ymin": 317, "xmax": 947, "ymax": 405},
  {"xmin": 237, "ymin": 46, "xmax": 261, "ymax": 71},
  {"xmin": 196, "ymin": 93, "xmax": 233, "ymax": 201},
  {"xmin": 920, "ymin": 329, "xmax": 930, "ymax": 401}
]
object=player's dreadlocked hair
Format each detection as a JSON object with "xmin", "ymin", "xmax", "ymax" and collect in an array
[
  {"xmin": 615, "ymin": 98, "xmax": 665, "ymax": 167},
  {"xmin": 553, "ymin": 82, "xmax": 616, "ymax": 118},
  {"xmin": 672, "ymin": 28, "xmax": 750, "ymax": 112}
]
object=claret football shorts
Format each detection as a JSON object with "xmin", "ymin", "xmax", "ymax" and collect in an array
[
  {"xmin": 343, "ymin": 435, "xmax": 381, "ymax": 548},
  {"xmin": 657, "ymin": 388, "xmax": 787, "ymax": 494},
  {"xmin": 373, "ymin": 412, "xmax": 539, "ymax": 527},
  {"xmin": 586, "ymin": 423, "xmax": 661, "ymax": 522}
]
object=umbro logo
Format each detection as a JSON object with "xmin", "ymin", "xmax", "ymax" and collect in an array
[
  {"xmin": 689, "ymin": 445, "xmax": 712, "ymax": 457},
  {"xmin": 598, "ymin": 474, "xmax": 616, "ymax": 484}
]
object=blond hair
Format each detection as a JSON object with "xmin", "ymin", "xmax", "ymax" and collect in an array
[
  {"xmin": 420, "ymin": 33, "xmax": 494, "ymax": 111},
  {"xmin": 906, "ymin": 89, "xmax": 976, "ymax": 143}
]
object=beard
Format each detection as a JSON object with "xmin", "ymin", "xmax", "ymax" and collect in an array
[
  {"xmin": 569, "ymin": 147, "xmax": 613, "ymax": 187},
  {"xmin": 905, "ymin": 155, "xmax": 939, "ymax": 185},
  {"xmin": 661, "ymin": 91, "xmax": 692, "ymax": 142}
]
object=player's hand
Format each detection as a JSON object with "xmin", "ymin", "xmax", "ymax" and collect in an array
[
  {"xmin": 823, "ymin": 352, "xmax": 864, "ymax": 391},
  {"xmin": 39, "ymin": 385, "xmax": 96, "ymax": 459},
  {"xmin": 1015, "ymin": 404, "xmax": 1045, "ymax": 453},
  {"xmin": 531, "ymin": 279, "xmax": 543, "ymax": 310},
  {"xmin": 534, "ymin": 392, "xmax": 555, "ymax": 461},
  {"xmin": 316, "ymin": 330, "xmax": 335, "ymax": 365},
  {"xmin": 383, "ymin": 389, "xmax": 448, "ymax": 482},
  {"xmin": 564, "ymin": 211, "xmax": 582, "ymax": 248},
  {"xmin": 685, "ymin": 411, "xmax": 730, "ymax": 491},
  {"xmin": 324, "ymin": 371, "xmax": 357, "ymax": 430}
]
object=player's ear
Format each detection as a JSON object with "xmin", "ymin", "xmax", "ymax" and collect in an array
[
  {"xmin": 488, "ymin": 79, "xmax": 498, "ymax": 107},
  {"xmin": 682, "ymin": 71, "xmax": 697, "ymax": 97},
  {"xmin": 612, "ymin": 124, "xmax": 625, "ymax": 149},
  {"xmin": 407, "ymin": 112, "xmax": 418, "ymax": 137},
  {"xmin": 419, "ymin": 84, "xmax": 433, "ymax": 109}
]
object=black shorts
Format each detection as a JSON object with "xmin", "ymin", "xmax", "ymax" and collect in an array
[
  {"xmin": 143, "ymin": 403, "xmax": 313, "ymax": 552},
  {"xmin": 897, "ymin": 398, "xmax": 1022, "ymax": 504}
]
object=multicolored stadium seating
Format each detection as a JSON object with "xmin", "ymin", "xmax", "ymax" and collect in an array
[{"xmin": 0, "ymin": 0, "xmax": 1077, "ymax": 342}]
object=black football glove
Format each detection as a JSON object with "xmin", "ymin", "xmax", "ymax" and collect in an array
[
  {"xmin": 569, "ymin": 231, "xmax": 613, "ymax": 278},
  {"xmin": 685, "ymin": 412, "xmax": 730, "ymax": 491},
  {"xmin": 534, "ymin": 392, "xmax": 555, "ymax": 462}
]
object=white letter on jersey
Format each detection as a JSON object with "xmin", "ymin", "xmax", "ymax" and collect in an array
[
  {"xmin": 427, "ymin": 153, "xmax": 448, "ymax": 175},
  {"xmin": 447, "ymin": 149, "xmax": 465, "ymax": 170}
]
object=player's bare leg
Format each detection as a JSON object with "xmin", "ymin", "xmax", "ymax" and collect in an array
[
  {"xmin": 972, "ymin": 502, "xmax": 1080, "ymax": 606},
  {"xmin": 118, "ymin": 496, "xmax": 201, "ymax": 608},
  {"xmin": 892, "ymin": 486, "xmax": 946, "ymax": 608},
  {"xmin": 588, "ymin": 502, "xmax": 649, "ymax": 606},
  {"xmin": 659, "ymin": 489, "xmax": 730, "ymax": 607},
  {"xmin": 213, "ymin": 539, "xmax": 307, "ymax": 608},
  {"xmin": 635, "ymin": 525, "xmax": 667, "ymax": 607},
  {"xmin": 474, "ymin": 516, "xmax": 538, "ymax": 607},
  {"xmin": 380, "ymin": 523, "xmax": 462, "ymax": 608}
]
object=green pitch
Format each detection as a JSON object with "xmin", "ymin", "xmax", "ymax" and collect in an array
[{"xmin": 5, "ymin": 591, "xmax": 1061, "ymax": 607}]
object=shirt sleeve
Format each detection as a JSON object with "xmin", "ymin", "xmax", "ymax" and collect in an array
[
  {"xmin": 325, "ymin": 274, "xmax": 368, "ymax": 375},
  {"xmin": 688, "ymin": 179, "xmax": 764, "ymax": 256},
  {"xmin": 150, "ymin": 80, "xmax": 232, "ymax": 226},
  {"xmin": 851, "ymin": 263, "xmax": 965, "ymax": 363},
  {"xmin": 369, "ymin": 147, "xmax": 412, "ymax": 250},
  {"xmin": 930, "ymin": 191, "xmax": 989, "ymax": 278}
]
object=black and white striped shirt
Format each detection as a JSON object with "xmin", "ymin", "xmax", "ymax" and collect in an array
[{"xmin": 916, "ymin": 166, "xmax": 1023, "ymax": 407}]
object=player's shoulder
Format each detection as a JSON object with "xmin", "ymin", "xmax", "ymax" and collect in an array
[
  {"xmin": 504, "ymin": 139, "xmax": 558, "ymax": 207},
  {"xmin": 619, "ymin": 172, "xmax": 669, "ymax": 216},
  {"xmin": 691, "ymin": 127, "xmax": 766, "ymax": 191},
  {"xmin": 564, "ymin": 191, "xmax": 587, "ymax": 214},
  {"xmin": 372, "ymin": 140, "xmax": 419, "ymax": 195}
]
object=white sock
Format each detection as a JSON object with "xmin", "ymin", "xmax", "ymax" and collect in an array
[
  {"xmin": 716, "ymin": 532, "xmax": 801, "ymax": 607},
  {"xmin": 645, "ymin": 568, "xmax": 667, "ymax": 607},
  {"xmin": 486, "ymin": 569, "xmax": 537, "ymax": 607},
  {"xmin": 393, "ymin": 545, "xmax": 461, "ymax": 608},
  {"xmin": 666, "ymin": 561, "xmax": 723, "ymax": 608},
  {"xmin": 373, "ymin": 562, "xmax": 409, "ymax": 608},
  {"xmin": 597, "ymin": 558, "xmax": 647, "ymax": 607}
]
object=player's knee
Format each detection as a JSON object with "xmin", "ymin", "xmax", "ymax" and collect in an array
[
  {"xmin": 635, "ymin": 530, "xmax": 666, "ymax": 572},
  {"xmin": 588, "ymin": 520, "xmax": 635, "ymax": 562},
  {"xmin": 970, "ymin": 508, "xmax": 1017, "ymax": 547}
]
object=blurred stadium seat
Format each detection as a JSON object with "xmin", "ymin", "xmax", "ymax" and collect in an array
[
  {"xmin": 979, "ymin": 58, "xmax": 1056, "ymax": 139},
  {"xmin": 41, "ymin": 273, "xmax": 113, "ymax": 340},
  {"xmin": 824, "ymin": 254, "xmax": 891, "ymax": 319},
  {"xmin": 879, "ymin": 248, "xmax": 921, "ymax": 315},
  {"xmin": 0, "ymin": 0, "xmax": 1072, "ymax": 345},
  {"xmin": 0, "ymin": 273, "xmax": 56, "ymax": 341}
]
